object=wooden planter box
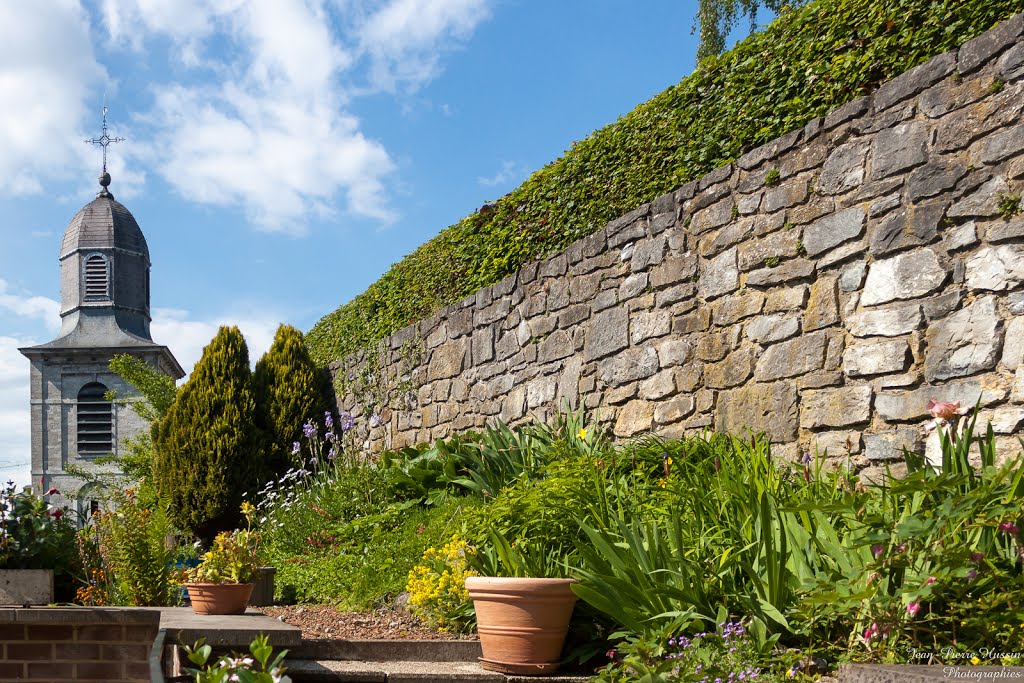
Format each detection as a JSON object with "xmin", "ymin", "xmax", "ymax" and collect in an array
[{"xmin": 0, "ymin": 569, "xmax": 54, "ymax": 605}]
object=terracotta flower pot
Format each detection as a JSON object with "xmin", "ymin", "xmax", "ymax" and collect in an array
[
  {"xmin": 186, "ymin": 582, "xmax": 254, "ymax": 615},
  {"xmin": 465, "ymin": 576, "xmax": 577, "ymax": 675}
]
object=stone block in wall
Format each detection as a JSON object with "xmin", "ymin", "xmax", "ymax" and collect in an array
[
  {"xmin": 614, "ymin": 400, "xmax": 655, "ymax": 437},
  {"xmin": 713, "ymin": 290, "xmax": 765, "ymax": 326},
  {"xmin": 986, "ymin": 217, "xmax": 1024, "ymax": 243},
  {"xmin": 631, "ymin": 310, "xmax": 672, "ymax": 344},
  {"xmin": 599, "ymin": 346, "xmax": 660, "ymax": 387},
  {"xmin": 870, "ymin": 121, "xmax": 928, "ymax": 179},
  {"xmin": 650, "ymin": 254, "xmax": 698, "ymax": 289},
  {"xmin": 584, "ymin": 306, "xmax": 629, "ymax": 361},
  {"xmin": 861, "ymin": 248, "xmax": 946, "ymax": 305},
  {"xmin": 1002, "ymin": 317, "xmax": 1024, "ymax": 370},
  {"xmin": 870, "ymin": 199, "xmax": 948, "ymax": 255},
  {"xmin": 874, "ymin": 52, "xmax": 956, "ymax": 112},
  {"xmin": 965, "ymin": 244, "xmax": 1024, "ymax": 291},
  {"xmin": 864, "ymin": 428, "xmax": 922, "ymax": 461},
  {"xmin": 428, "ymin": 339, "xmax": 469, "ymax": 381},
  {"xmin": 959, "ymin": 13, "xmax": 1024, "ymax": 74},
  {"xmin": 745, "ymin": 314, "xmax": 800, "ymax": 345},
  {"xmin": 705, "ymin": 347, "xmax": 756, "ymax": 389},
  {"xmin": 765, "ymin": 285, "xmax": 807, "ymax": 312},
  {"xmin": 699, "ymin": 247, "xmax": 739, "ymax": 298},
  {"xmin": 569, "ymin": 272, "xmax": 602, "ymax": 304},
  {"xmin": 843, "ymin": 339, "xmax": 912, "ymax": 377},
  {"xmin": 907, "ymin": 159, "xmax": 968, "ymax": 201},
  {"xmin": 745, "ymin": 258, "xmax": 815, "ymax": 288},
  {"xmin": 695, "ymin": 329, "xmax": 739, "ymax": 362},
  {"xmin": 924, "ymin": 295, "xmax": 1002, "ymax": 381},
  {"xmin": 631, "ymin": 235, "xmax": 668, "ymax": 272},
  {"xmin": 537, "ymin": 329, "xmax": 574, "ymax": 363},
  {"xmin": 655, "ymin": 338, "xmax": 692, "ymax": 368},
  {"xmin": 654, "ymin": 396, "xmax": 696, "ymax": 425},
  {"xmin": 803, "ymin": 207, "xmax": 865, "ymax": 257},
  {"xmin": 619, "ymin": 272, "xmax": 647, "ymax": 299},
  {"xmin": 673, "ymin": 307, "xmax": 711, "ymax": 335},
  {"xmin": 754, "ymin": 331, "xmax": 828, "ymax": 381},
  {"xmin": 702, "ymin": 218, "xmax": 755, "ymax": 256},
  {"xmin": 526, "ymin": 375, "xmax": 558, "ymax": 408},
  {"xmin": 717, "ymin": 381, "xmax": 799, "ymax": 442},
  {"xmin": 640, "ymin": 370, "xmax": 676, "ymax": 400},
  {"xmin": 805, "ymin": 276, "xmax": 839, "ymax": 332},
  {"xmin": 819, "ymin": 141, "xmax": 868, "ymax": 195},
  {"xmin": 949, "ymin": 177, "xmax": 1010, "ymax": 219},
  {"xmin": 848, "ymin": 302, "xmax": 923, "ymax": 337},
  {"xmin": 875, "ymin": 376, "xmax": 1008, "ymax": 421},
  {"xmin": 799, "ymin": 385, "xmax": 873, "ymax": 429},
  {"xmin": 737, "ymin": 230, "xmax": 800, "ymax": 271},
  {"xmin": 809, "ymin": 430, "xmax": 862, "ymax": 458},
  {"xmin": 998, "ymin": 42, "xmax": 1024, "ymax": 81}
]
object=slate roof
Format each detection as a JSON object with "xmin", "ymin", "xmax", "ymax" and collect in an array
[{"xmin": 60, "ymin": 192, "xmax": 149, "ymax": 260}]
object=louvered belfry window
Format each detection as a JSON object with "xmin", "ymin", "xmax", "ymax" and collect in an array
[
  {"xmin": 77, "ymin": 382, "xmax": 113, "ymax": 455},
  {"xmin": 84, "ymin": 254, "xmax": 109, "ymax": 301}
]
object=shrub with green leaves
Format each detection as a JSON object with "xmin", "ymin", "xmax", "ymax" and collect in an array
[
  {"xmin": 306, "ymin": 0, "xmax": 1024, "ymax": 365},
  {"xmin": 153, "ymin": 326, "xmax": 266, "ymax": 542},
  {"xmin": 253, "ymin": 324, "xmax": 329, "ymax": 472}
]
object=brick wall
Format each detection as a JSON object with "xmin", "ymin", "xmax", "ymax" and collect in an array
[
  {"xmin": 0, "ymin": 608, "xmax": 159, "ymax": 682},
  {"xmin": 331, "ymin": 14, "xmax": 1024, "ymax": 479}
]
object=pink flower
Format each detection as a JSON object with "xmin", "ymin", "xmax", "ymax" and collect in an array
[
  {"xmin": 927, "ymin": 400, "xmax": 963, "ymax": 420},
  {"xmin": 871, "ymin": 544, "xmax": 885, "ymax": 558},
  {"xmin": 907, "ymin": 601, "xmax": 920, "ymax": 617},
  {"xmin": 51, "ymin": 509, "xmax": 63, "ymax": 520},
  {"xmin": 999, "ymin": 522, "xmax": 1019, "ymax": 535},
  {"xmin": 926, "ymin": 576, "xmax": 936, "ymax": 585},
  {"xmin": 45, "ymin": 487, "xmax": 59, "ymax": 496},
  {"xmin": 863, "ymin": 627, "xmax": 873, "ymax": 641}
]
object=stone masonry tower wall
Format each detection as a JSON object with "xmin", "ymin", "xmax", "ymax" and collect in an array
[{"xmin": 331, "ymin": 16, "xmax": 1024, "ymax": 477}]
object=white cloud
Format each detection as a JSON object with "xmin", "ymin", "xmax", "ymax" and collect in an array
[
  {"xmin": 477, "ymin": 160, "xmax": 526, "ymax": 188},
  {"xmin": 0, "ymin": 335, "xmax": 37, "ymax": 491},
  {"xmin": 358, "ymin": 0, "xmax": 491, "ymax": 92},
  {"xmin": 0, "ymin": 280, "xmax": 61, "ymax": 331},
  {"xmin": 0, "ymin": 2, "xmax": 107, "ymax": 197},
  {"xmin": 152, "ymin": 307, "xmax": 280, "ymax": 377}
]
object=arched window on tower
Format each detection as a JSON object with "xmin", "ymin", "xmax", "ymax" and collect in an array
[
  {"xmin": 77, "ymin": 382, "xmax": 113, "ymax": 455},
  {"xmin": 83, "ymin": 253, "xmax": 109, "ymax": 301}
]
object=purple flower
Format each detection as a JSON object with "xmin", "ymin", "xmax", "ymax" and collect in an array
[
  {"xmin": 966, "ymin": 569, "xmax": 978, "ymax": 582},
  {"xmin": 325, "ymin": 411, "xmax": 333, "ymax": 428},
  {"xmin": 871, "ymin": 544, "xmax": 885, "ymax": 558},
  {"xmin": 339, "ymin": 411, "xmax": 355, "ymax": 432},
  {"xmin": 970, "ymin": 551, "xmax": 985, "ymax": 563},
  {"xmin": 303, "ymin": 421, "xmax": 317, "ymax": 438},
  {"xmin": 803, "ymin": 452, "xmax": 811, "ymax": 464},
  {"xmin": 370, "ymin": 414, "xmax": 382, "ymax": 428},
  {"xmin": 292, "ymin": 442, "xmax": 301, "ymax": 455},
  {"xmin": 998, "ymin": 521, "xmax": 1019, "ymax": 535},
  {"xmin": 328, "ymin": 447, "xmax": 337, "ymax": 460}
]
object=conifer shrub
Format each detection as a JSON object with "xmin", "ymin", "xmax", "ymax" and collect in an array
[
  {"xmin": 306, "ymin": 0, "xmax": 1024, "ymax": 366},
  {"xmin": 253, "ymin": 324, "xmax": 329, "ymax": 472},
  {"xmin": 152, "ymin": 326, "xmax": 266, "ymax": 542}
]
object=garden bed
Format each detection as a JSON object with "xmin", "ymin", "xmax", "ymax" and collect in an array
[{"xmin": 258, "ymin": 605, "xmax": 479, "ymax": 640}]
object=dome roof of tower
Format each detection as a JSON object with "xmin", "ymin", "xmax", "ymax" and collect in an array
[{"xmin": 60, "ymin": 187, "xmax": 149, "ymax": 260}]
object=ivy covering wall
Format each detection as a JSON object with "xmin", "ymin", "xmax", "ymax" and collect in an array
[{"xmin": 306, "ymin": 0, "xmax": 1024, "ymax": 366}]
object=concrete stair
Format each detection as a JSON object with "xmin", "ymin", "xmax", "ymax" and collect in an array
[{"xmin": 285, "ymin": 639, "xmax": 591, "ymax": 683}]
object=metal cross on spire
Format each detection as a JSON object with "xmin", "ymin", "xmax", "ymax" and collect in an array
[{"xmin": 85, "ymin": 104, "xmax": 124, "ymax": 175}]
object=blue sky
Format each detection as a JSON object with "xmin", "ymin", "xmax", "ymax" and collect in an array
[{"xmin": 0, "ymin": 0, "xmax": 754, "ymax": 489}]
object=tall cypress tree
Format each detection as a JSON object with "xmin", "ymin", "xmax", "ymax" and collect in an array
[
  {"xmin": 253, "ymin": 324, "xmax": 327, "ymax": 472},
  {"xmin": 152, "ymin": 326, "xmax": 264, "ymax": 542}
]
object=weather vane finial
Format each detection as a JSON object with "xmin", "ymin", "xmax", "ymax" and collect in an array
[{"xmin": 85, "ymin": 103, "xmax": 124, "ymax": 194}]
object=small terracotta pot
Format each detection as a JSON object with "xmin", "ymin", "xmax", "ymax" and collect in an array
[
  {"xmin": 186, "ymin": 582, "xmax": 254, "ymax": 615},
  {"xmin": 465, "ymin": 576, "xmax": 577, "ymax": 675}
]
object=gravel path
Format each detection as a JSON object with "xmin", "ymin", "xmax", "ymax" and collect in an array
[{"xmin": 258, "ymin": 605, "xmax": 479, "ymax": 640}]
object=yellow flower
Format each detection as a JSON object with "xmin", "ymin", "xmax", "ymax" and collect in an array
[
  {"xmin": 578, "ymin": 428, "xmax": 587, "ymax": 440},
  {"xmin": 971, "ymin": 657, "xmax": 981, "ymax": 666}
]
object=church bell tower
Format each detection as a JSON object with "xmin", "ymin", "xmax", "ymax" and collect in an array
[{"xmin": 19, "ymin": 109, "xmax": 183, "ymax": 509}]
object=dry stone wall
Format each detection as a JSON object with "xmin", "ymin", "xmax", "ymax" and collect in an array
[{"xmin": 331, "ymin": 15, "xmax": 1024, "ymax": 475}]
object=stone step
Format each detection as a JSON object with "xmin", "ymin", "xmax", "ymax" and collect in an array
[
  {"xmin": 290, "ymin": 638, "xmax": 483, "ymax": 663},
  {"xmin": 285, "ymin": 658, "xmax": 591, "ymax": 683}
]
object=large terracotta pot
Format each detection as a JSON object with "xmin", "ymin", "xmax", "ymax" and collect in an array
[
  {"xmin": 465, "ymin": 576, "xmax": 577, "ymax": 675},
  {"xmin": 186, "ymin": 582, "xmax": 254, "ymax": 615}
]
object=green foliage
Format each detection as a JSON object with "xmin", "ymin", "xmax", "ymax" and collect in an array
[
  {"xmin": 253, "ymin": 325, "xmax": 328, "ymax": 472},
  {"xmin": 108, "ymin": 354, "xmax": 178, "ymax": 422},
  {"xmin": 0, "ymin": 483, "xmax": 80, "ymax": 600},
  {"xmin": 695, "ymin": 0, "xmax": 794, "ymax": 61},
  {"xmin": 472, "ymin": 528, "xmax": 572, "ymax": 578},
  {"xmin": 153, "ymin": 326, "xmax": 266, "ymax": 542},
  {"xmin": 89, "ymin": 490, "xmax": 181, "ymax": 606},
  {"xmin": 306, "ymin": 0, "xmax": 1024, "ymax": 366},
  {"xmin": 997, "ymin": 192, "xmax": 1022, "ymax": 219},
  {"xmin": 188, "ymin": 503, "xmax": 261, "ymax": 584},
  {"xmin": 184, "ymin": 634, "xmax": 289, "ymax": 683},
  {"xmin": 763, "ymin": 168, "xmax": 782, "ymax": 186}
]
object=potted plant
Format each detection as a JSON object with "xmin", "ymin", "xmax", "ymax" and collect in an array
[
  {"xmin": 0, "ymin": 482, "xmax": 78, "ymax": 605},
  {"xmin": 185, "ymin": 503, "xmax": 261, "ymax": 615},
  {"xmin": 465, "ymin": 531, "xmax": 577, "ymax": 675}
]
